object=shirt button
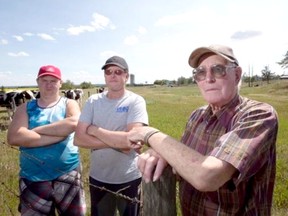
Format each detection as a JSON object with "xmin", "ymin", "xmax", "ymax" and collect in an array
[{"xmin": 224, "ymin": 147, "xmax": 230, "ymax": 154}]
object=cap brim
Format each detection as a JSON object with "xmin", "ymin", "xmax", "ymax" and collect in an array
[
  {"xmin": 188, "ymin": 47, "xmax": 238, "ymax": 68},
  {"xmin": 101, "ymin": 63, "xmax": 127, "ymax": 70},
  {"xmin": 37, "ymin": 72, "xmax": 61, "ymax": 80}
]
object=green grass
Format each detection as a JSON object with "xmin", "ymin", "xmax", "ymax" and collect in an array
[{"xmin": 0, "ymin": 80, "xmax": 288, "ymax": 215}]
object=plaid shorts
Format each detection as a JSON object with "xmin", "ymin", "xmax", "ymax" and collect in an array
[{"xmin": 19, "ymin": 167, "xmax": 86, "ymax": 216}]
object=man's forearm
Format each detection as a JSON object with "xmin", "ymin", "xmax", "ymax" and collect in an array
[
  {"xmin": 87, "ymin": 125, "xmax": 131, "ymax": 150},
  {"xmin": 74, "ymin": 130, "xmax": 110, "ymax": 150},
  {"xmin": 33, "ymin": 117, "xmax": 77, "ymax": 136},
  {"xmin": 8, "ymin": 128, "xmax": 64, "ymax": 147}
]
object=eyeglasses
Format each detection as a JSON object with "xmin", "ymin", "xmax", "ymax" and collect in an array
[
  {"xmin": 193, "ymin": 64, "xmax": 236, "ymax": 82},
  {"xmin": 104, "ymin": 69, "xmax": 126, "ymax": 76}
]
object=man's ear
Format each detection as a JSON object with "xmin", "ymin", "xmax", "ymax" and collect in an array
[{"xmin": 235, "ymin": 67, "xmax": 242, "ymax": 84}]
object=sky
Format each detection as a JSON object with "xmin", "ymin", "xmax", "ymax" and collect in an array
[{"xmin": 0, "ymin": 0, "xmax": 288, "ymax": 87}]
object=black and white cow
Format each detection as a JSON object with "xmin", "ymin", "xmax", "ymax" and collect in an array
[
  {"xmin": 31, "ymin": 90, "xmax": 41, "ymax": 99},
  {"xmin": 0, "ymin": 90, "xmax": 35, "ymax": 120},
  {"xmin": 97, "ymin": 87, "xmax": 105, "ymax": 93},
  {"xmin": 62, "ymin": 89, "xmax": 84, "ymax": 106}
]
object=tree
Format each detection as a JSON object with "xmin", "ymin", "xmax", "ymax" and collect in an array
[
  {"xmin": 261, "ymin": 65, "xmax": 274, "ymax": 84},
  {"xmin": 61, "ymin": 80, "xmax": 75, "ymax": 90},
  {"xmin": 277, "ymin": 51, "xmax": 288, "ymax": 69},
  {"xmin": 177, "ymin": 76, "xmax": 186, "ymax": 85},
  {"xmin": 154, "ymin": 79, "xmax": 169, "ymax": 85},
  {"xmin": 187, "ymin": 76, "xmax": 193, "ymax": 84},
  {"xmin": 80, "ymin": 81, "xmax": 94, "ymax": 89}
]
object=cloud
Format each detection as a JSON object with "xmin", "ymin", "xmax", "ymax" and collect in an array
[
  {"xmin": 13, "ymin": 35, "xmax": 24, "ymax": 41},
  {"xmin": 0, "ymin": 70, "xmax": 12, "ymax": 76},
  {"xmin": 23, "ymin": 32, "xmax": 34, "ymax": 36},
  {"xmin": 122, "ymin": 26, "xmax": 146, "ymax": 46},
  {"xmin": 67, "ymin": 12, "xmax": 115, "ymax": 36},
  {"xmin": 8, "ymin": 51, "xmax": 30, "ymax": 57},
  {"xmin": 231, "ymin": 30, "xmax": 262, "ymax": 40},
  {"xmin": 124, "ymin": 35, "xmax": 139, "ymax": 46},
  {"xmin": 0, "ymin": 39, "xmax": 8, "ymax": 45},
  {"xmin": 67, "ymin": 25, "xmax": 95, "ymax": 35},
  {"xmin": 91, "ymin": 13, "xmax": 115, "ymax": 30},
  {"xmin": 138, "ymin": 26, "xmax": 147, "ymax": 34},
  {"xmin": 37, "ymin": 33, "xmax": 56, "ymax": 40}
]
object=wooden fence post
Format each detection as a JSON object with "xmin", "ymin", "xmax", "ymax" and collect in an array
[{"xmin": 141, "ymin": 166, "xmax": 177, "ymax": 216}]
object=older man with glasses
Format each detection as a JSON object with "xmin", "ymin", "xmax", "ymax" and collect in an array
[
  {"xmin": 127, "ymin": 45, "xmax": 278, "ymax": 215},
  {"xmin": 74, "ymin": 56, "xmax": 148, "ymax": 216}
]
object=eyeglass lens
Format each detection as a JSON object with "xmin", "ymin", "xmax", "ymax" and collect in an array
[
  {"xmin": 193, "ymin": 64, "xmax": 234, "ymax": 81},
  {"xmin": 104, "ymin": 69, "xmax": 125, "ymax": 76}
]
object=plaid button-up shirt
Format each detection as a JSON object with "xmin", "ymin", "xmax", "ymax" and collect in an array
[{"xmin": 179, "ymin": 94, "xmax": 278, "ymax": 216}]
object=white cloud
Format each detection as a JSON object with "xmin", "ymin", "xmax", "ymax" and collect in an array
[
  {"xmin": 8, "ymin": 51, "xmax": 30, "ymax": 57},
  {"xmin": 13, "ymin": 35, "xmax": 24, "ymax": 41},
  {"xmin": 67, "ymin": 12, "xmax": 115, "ymax": 36},
  {"xmin": 138, "ymin": 26, "xmax": 147, "ymax": 35},
  {"xmin": 0, "ymin": 70, "xmax": 12, "ymax": 76},
  {"xmin": 0, "ymin": 39, "xmax": 8, "ymax": 45},
  {"xmin": 91, "ymin": 13, "xmax": 115, "ymax": 30},
  {"xmin": 23, "ymin": 32, "xmax": 34, "ymax": 36},
  {"xmin": 67, "ymin": 25, "xmax": 95, "ymax": 35},
  {"xmin": 124, "ymin": 35, "xmax": 139, "ymax": 46},
  {"xmin": 37, "ymin": 33, "xmax": 56, "ymax": 41}
]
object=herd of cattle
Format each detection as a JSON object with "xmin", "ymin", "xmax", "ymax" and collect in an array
[{"xmin": 0, "ymin": 87, "xmax": 104, "ymax": 120}]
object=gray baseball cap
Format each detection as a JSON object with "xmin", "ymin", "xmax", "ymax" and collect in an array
[{"xmin": 101, "ymin": 56, "xmax": 129, "ymax": 71}]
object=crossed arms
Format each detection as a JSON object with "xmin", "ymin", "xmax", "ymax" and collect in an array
[
  {"xmin": 74, "ymin": 121, "xmax": 144, "ymax": 152},
  {"xmin": 7, "ymin": 99, "xmax": 80, "ymax": 148}
]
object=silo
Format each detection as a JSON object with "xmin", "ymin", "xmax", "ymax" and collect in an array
[{"xmin": 130, "ymin": 74, "xmax": 135, "ymax": 86}]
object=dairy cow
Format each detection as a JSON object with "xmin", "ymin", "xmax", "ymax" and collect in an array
[
  {"xmin": 0, "ymin": 90, "xmax": 35, "ymax": 120},
  {"xmin": 62, "ymin": 89, "xmax": 84, "ymax": 106}
]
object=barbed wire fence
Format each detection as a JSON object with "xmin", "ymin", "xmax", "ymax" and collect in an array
[{"xmin": 0, "ymin": 139, "xmax": 143, "ymax": 215}]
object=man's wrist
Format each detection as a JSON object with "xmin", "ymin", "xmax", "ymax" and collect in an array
[{"xmin": 144, "ymin": 129, "xmax": 160, "ymax": 145}]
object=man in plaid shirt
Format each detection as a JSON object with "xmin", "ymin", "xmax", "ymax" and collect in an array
[{"xmin": 128, "ymin": 44, "xmax": 278, "ymax": 215}]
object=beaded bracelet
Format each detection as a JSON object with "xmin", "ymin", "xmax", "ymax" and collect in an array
[{"xmin": 144, "ymin": 129, "xmax": 160, "ymax": 145}]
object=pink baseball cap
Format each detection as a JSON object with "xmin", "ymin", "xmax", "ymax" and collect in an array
[{"xmin": 37, "ymin": 65, "xmax": 62, "ymax": 80}]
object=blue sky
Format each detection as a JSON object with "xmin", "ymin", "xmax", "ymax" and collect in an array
[{"xmin": 1, "ymin": 0, "xmax": 288, "ymax": 86}]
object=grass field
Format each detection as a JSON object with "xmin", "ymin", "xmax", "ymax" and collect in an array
[{"xmin": 0, "ymin": 80, "xmax": 287, "ymax": 215}]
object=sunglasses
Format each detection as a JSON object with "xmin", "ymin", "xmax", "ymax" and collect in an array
[
  {"xmin": 104, "ymin": 69, "xmax": 126, "ymax": 76},
  {"xmin": 193, "ymin": 64, "xmax": 236, "ymax": 82}
]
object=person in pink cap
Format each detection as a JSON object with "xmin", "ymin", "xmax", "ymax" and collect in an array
[
  {"xmin": 128, "ymin": 45, "xmax": 278, "ymax": 215},
  {"xmin": 7, "ymin": 65, "xmax": 86, "ymax": 215}
]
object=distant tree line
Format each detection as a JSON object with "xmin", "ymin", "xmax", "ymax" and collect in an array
[
  {"xmin": 153, "ymin": 76, "xmax": 193, "ymax": 86},
  {"xmin": 61, "ymin": 80, "xmax": 98, "ymax": 90}
]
